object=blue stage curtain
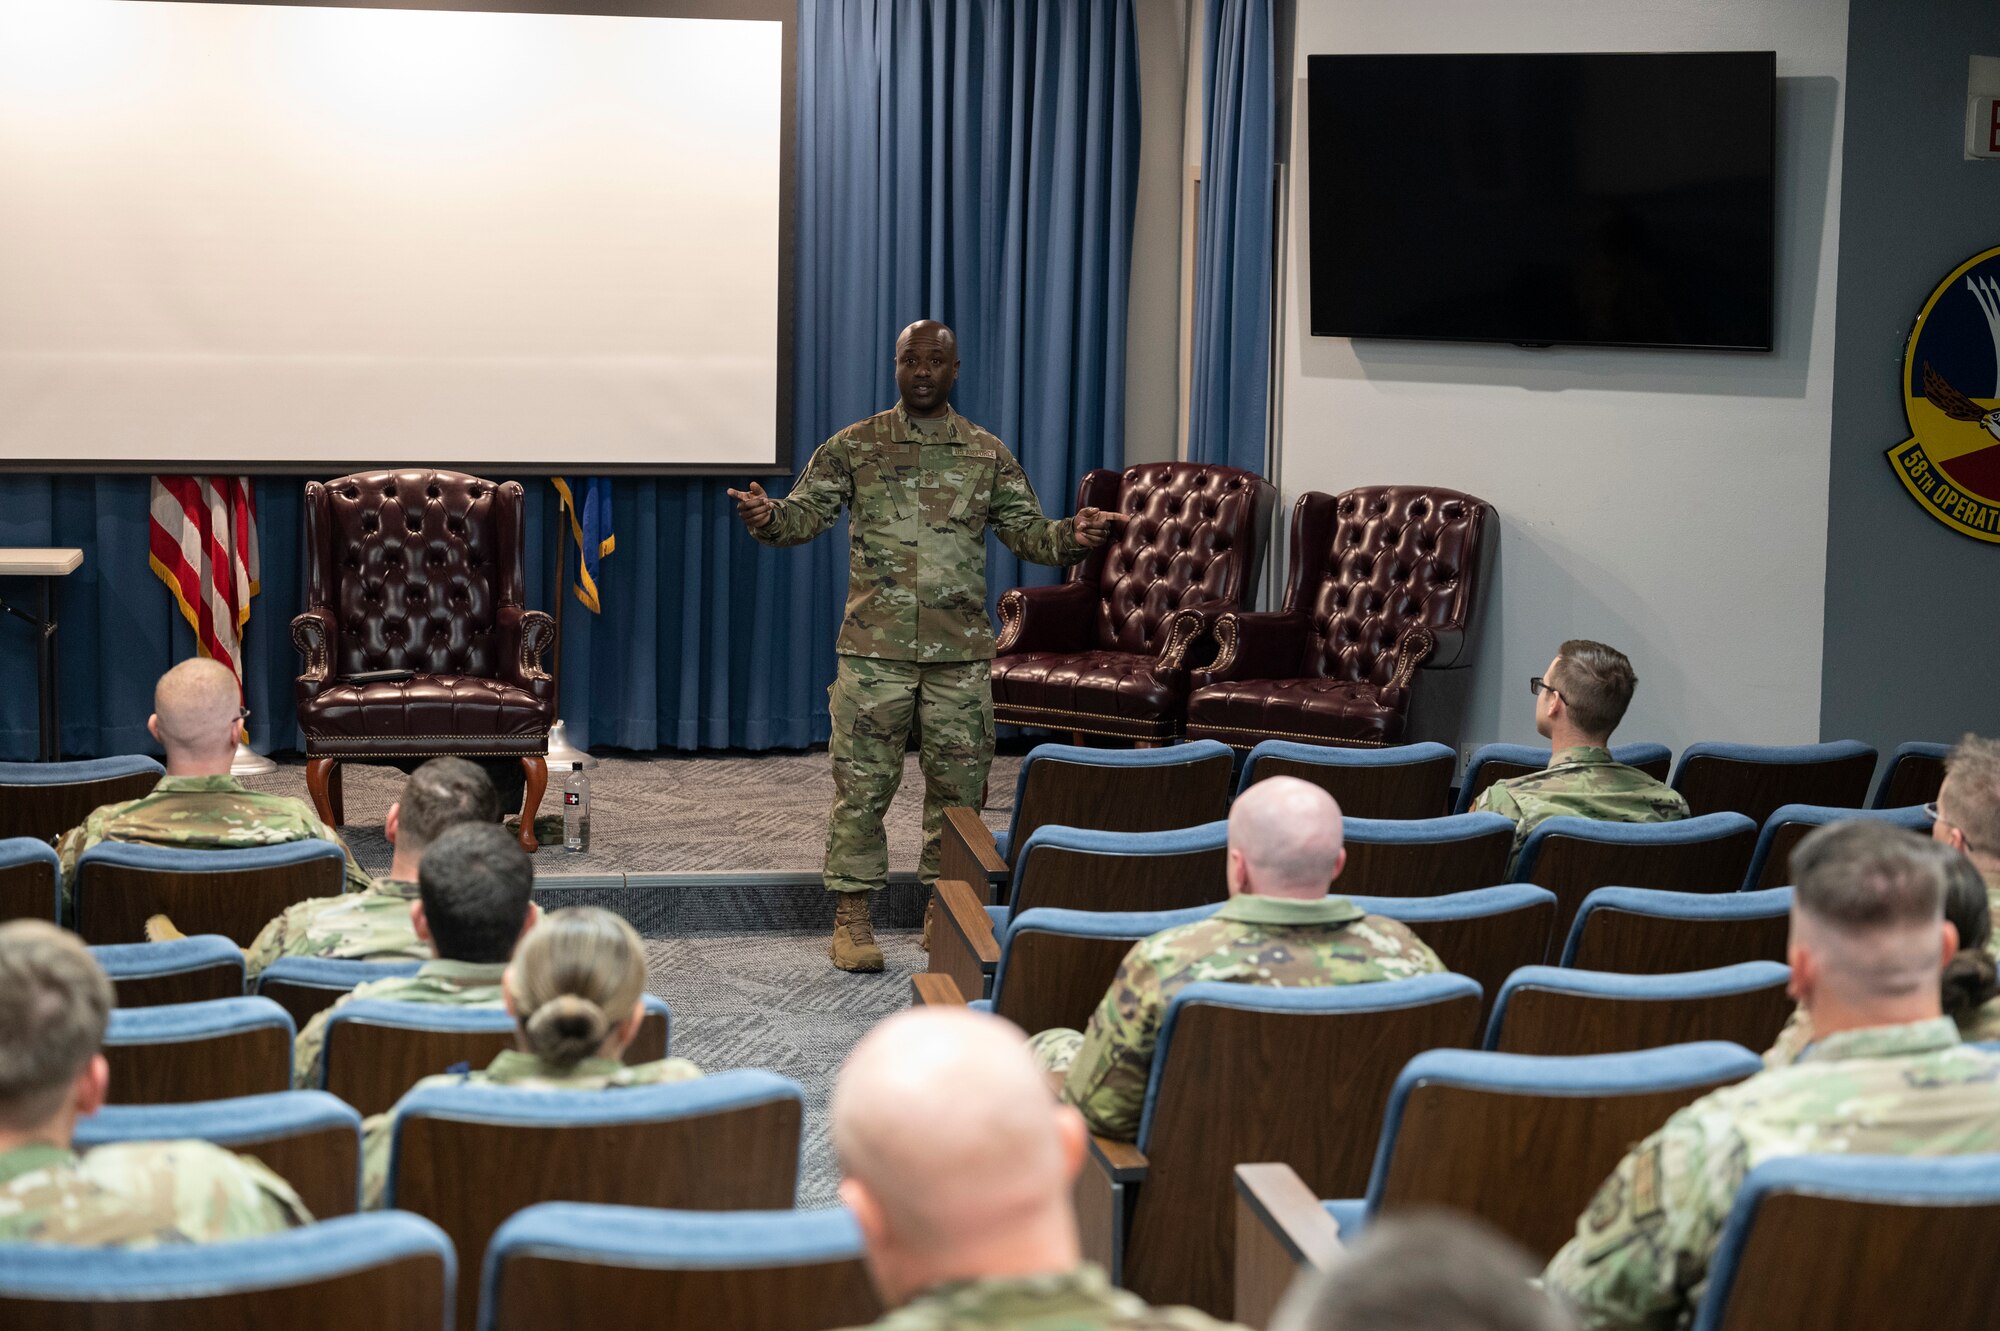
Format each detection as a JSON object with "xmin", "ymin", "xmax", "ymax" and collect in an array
[
  {"xmin": 1185, "ymin": 0, "xmax": 1274, "ymax": 473},
  {"xmin": 0, "ymin": 0, "xmax": 1139, "ymax": 761}
]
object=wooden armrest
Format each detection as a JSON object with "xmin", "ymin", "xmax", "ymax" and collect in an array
[
  {"xmin": 943, "ymin": 806, "xmax": 1010, "ymax": 875},
  {"xmin": 1086, "ymin": 1133, "xmax": 1150, "ymax": 1184},
  {"xmin": 1233, "ymin": 1163, "xmax": 1344, "ymax": 1267},
  {"xmin": 935, "ymin": 879, "xmax": 1000, "ymax": 967},
  {"xmin": 911, "ymin": 974, "xmax": 968, "ymax": 1006}
]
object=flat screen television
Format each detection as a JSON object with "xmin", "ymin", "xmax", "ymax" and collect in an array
[{"xmin": 1305, "ymin": 51, "xmax": 1776, "ymax": 351}]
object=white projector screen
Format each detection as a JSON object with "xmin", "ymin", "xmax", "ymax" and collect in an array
[{"xmin": 0, "ymin": 0, "xmax": 790, "ymax": 473}]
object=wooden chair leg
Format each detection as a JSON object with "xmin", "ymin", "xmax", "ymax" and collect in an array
[
  {"xmin": 517, "ymin": 757, "xmax": 549, "ymax": 853},
  {"xmin": 305, "ymin": 758, "xmax": 342, "ymax": 828}
]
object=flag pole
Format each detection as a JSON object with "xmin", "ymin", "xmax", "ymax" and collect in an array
[{"xmin": 545, "ymin": 484, "xmax": 594, "ymax": 770}]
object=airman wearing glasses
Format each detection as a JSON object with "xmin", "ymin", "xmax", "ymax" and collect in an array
[
  {"xmin": 1930, "ymin": 734, "xmax": 2000, "ymax": 958},
  {"xmin": 53, "ymin": 659, "xmax": 374, "ymax": 910},
  {"xmin": 1472, "ymin": 640, "xmax": 1688, "ymax": 868}
]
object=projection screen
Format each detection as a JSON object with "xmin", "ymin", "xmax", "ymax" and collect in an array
[{"xmin": 0, "ymin": 0, "xmax": 792, "ymax": 472}]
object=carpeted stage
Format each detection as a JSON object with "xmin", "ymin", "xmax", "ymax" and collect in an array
[{"xmin": 242, "ymin": 751, "xmax": 1025, "ymax": 1208}]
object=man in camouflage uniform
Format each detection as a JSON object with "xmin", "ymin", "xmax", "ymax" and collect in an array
[
  {"xmin": 0, "ymin": 920, "xmax": 310, "ymax": 1244},
  {"xmin": 730, "ymin": 320, "xmax": 1112, "ymax": 972},
  {"xmin": 832, "ymin": 1008, "xmax": 1244, "ymax": 1330},
  {"xmin": 1472, "ymin": 640, "xmax": 1688, "ymax": 870},
  {"xmin": 222, "ymin": 758, "xmax": 499, "ymax": 981},
  {"xmin": 54, "ymin": 658, "xmax": 372, "ymax": 910},
  {"xmin": 1544, "ymin": 821, "xmax": 2000, "ymax": 1330},
  {"xmin": 293, "ymin": 823, "xmax": 537, "ymax": 1087},
  {"xmin": 1930, "ymin": 732, "xmax": 2000, "ymax": 956},
  {"xmin": 1029, "ymin": 776, "xmax": 1445, "ymax": 1142}
]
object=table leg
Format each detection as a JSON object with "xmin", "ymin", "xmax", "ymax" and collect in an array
[{"xmin": 39, "ymin": 576, "xmax": 57, "ymax": 763}]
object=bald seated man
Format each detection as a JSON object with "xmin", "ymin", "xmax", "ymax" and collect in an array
[
  {"xmin": 1028, "ymin": 776, "xmax": 1446, "ymax": 1141},
  {"xmin": 831, "ymin": 1007, "xmax": 1244, "ymax": 1330},
  {"xmin": 55, "ymin": 659, "xmax": 372, "ymax": 909}
]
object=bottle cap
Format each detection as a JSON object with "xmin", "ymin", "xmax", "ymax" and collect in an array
[{"xmin": 572, "ymin": 762, "xmax": 583, "ymax": 771}]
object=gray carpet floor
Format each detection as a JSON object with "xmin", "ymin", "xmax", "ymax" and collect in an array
[{"xmin": 243, "ymin": 750, "xmax": 1014, "ymax": 1207}]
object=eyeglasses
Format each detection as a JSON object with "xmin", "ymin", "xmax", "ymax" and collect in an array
[
  {"xmin": 237, "ymin": 707, "xmax": 251, "ymax": 721},
  {"xmin": 1529, "ymin": 677, "xmax": 1564, "ymax": 703}
]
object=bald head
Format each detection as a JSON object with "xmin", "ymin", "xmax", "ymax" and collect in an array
[
  {"xmin": 151, "ymin": 659, "xmax": 241, "ymax": 762},
  {"xmin": 896, "ymin": 319, "xmax": 957, "ymax": 354},
  {"xmin": 1229, "ymin": 776, "xmax": 1346, "ymax": 898},
  {"xmin": 834, "ymin": 1009, "xmax": 1078, "ymax": 1268}
]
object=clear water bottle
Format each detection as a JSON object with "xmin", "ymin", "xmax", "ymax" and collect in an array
[{"xmin": 562, "ymin": 762, "xmax": 590, "ymax": 852}]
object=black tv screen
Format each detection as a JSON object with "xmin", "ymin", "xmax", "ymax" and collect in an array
[{"xmin": 1306, "ymin": 51, "xmax": 1776, "ymax": 351}]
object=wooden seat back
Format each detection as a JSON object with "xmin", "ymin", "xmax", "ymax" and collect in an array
[
  {"xmin": 1493, "ymin": 978, "xmax": 1792, "ymax": 1057},
  {"xmin": 1373, "ymin": 897, "xmax": 1556, "ymax": 1025},
  {"xmin": 488, "ymin": 1244, "xmax": 877, "ymax": 1331},
  {"xmin": 1379, "ymin": 1072, "xmax": 1748, "ymax": 1261},
  {"xmin": 1010, "ymin": 840, "xmax": 1227, "ymax": 916},
  {"xmin": 1524, "ymin": 826, "xmax": 1757, "ymax": 943},
  {"xmin": 1245, "ymin": 750, "xmax": 1455, "ymax": 820},
  {"xmin": 0, "ymin": 855, "xmax": 57, "ymax": 925},
  {"xmin": 1122, "ymin": 981, "xmax": 1483, "ymax": 1317},
  {"xmin": 326, "ymin": 1006, "xmax": 669, "ymax": 1116},
  {"xmin": 993, "ymin": 928, "xmax": 1154, "ymax": 1037},
  {"xmin": 0, "ymin": 769, "xmax": 161, "ymax": 844},
  {"xmin": 1339, "ymin": 823, "xmax": 1513, "ymax": 899},
  {"xmin": 103, "ymin": 1026, "xmax": 290, "ymax": 1105},
  {"xmin": 1010, "ymin": 751, "xmax": 1234, "ymax": 863},
  {"xmin": 75, "ymin": 854, "xmax": 343, "ymax": 946},
  {"xmin": 1569, "ymin": 906, "xmax": 1790, "ymax": 973},
  {"xmin": 108, "ymin": 962, "xmax": 246, "ymax": 1008},
  {"xmin": 395, "ymin": 1090, "xmax": 801, "ymax": 1331},
  {"xmin": 1675, "ymin": 751, "xmax": 1876, "ymax": 824}
]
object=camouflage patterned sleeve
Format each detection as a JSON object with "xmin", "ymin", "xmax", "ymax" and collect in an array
[
  {"xmin": 293, "ymin": 1004, "xmax": 335, "ymax": 1090},
  {"xmin": 54, "ymin": 811, "xmax": 106, "ymax": 909},
  {"xmin": 242, "ymin": 906, "xmax": 298, "ymax": 982},
  {"xmin": 1542, "ymin": 1113, "xmax": 1735, "ymax": 1331},
  {"xmin": 1058, "ymin": 941, "xmax": 1169, "ymax": 1141},
  {"xmin": 360, "ymin": 1109, "xmax": 394, "ymax": 1210},
  {"xmin": 294, "ymin": 811, "xmax": 377, "ymax": 897},
  {"xmin": 753, "ymin": 439, "xmax": 852, "ymax": 548},
  {"xmin": 987, "ymin": 447, "xmax": 1087, "ymax": 567},
  {"xmin": 1471, "ymin": 782, "xmax": 1532, "ymax": 865}
]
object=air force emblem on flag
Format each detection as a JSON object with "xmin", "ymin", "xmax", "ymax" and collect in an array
[{"xmin": 1888, "ymin": 246, "xmax": 2000, "ymax": 541}]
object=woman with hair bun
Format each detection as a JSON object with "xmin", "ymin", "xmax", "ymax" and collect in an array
[
  {"xmin": 1764, "ymin": 846, "xmax": 2000, "ymax": 1067},
  {"xmin": 362, "ymin": 907, "xmax": 700, "ymax": 1206}
]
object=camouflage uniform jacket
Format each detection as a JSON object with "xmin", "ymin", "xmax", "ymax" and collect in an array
[
  {"xmin": 54, "ymin": 774, "xmax": 373, "ymax": 905},
  {"xmin": 1472, "ymin": 747, "xmax": 1691, "ymax": 868},
  {"xmin": 0, "ymin": 1139, "xmax": 311, "ymax": 1246},
  {"xmin": 1058, "ymin": 894, "xmax": 1446, "ymax": 1141},
  {"xmin": 293, "ymin": 958, "xmax": 507, "ymax": 1089},
  {"xmin": 1764, "ymin": 994, "xmax": 2000, "ymax": 1067},
  {"xmin": 751, "ymin": 403, "xmax": 1088, "ymax": 662},
  {"xmin": 244, "ymin": 876, "xmax": 425, "ymax": 982},
  {"xmin": 838, "ymin": 1264, "xmax": 1245, "ymax": 1331},
  {"xmin": 362, "ymin": 1048, "xmax": 704, "ymax": 1208},
  {"xmin": 1985, "ymin": 865, "xmax": 2000, "ymax": 961},
  {"xmin": 1545, "ymin": 1018, "xmax": 2000, "ymax": 1331}
]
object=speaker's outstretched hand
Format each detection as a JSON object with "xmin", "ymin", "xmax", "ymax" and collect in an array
[
  {"xmin": 1073, "ymin": 506, "xmax": 1114, "ymax": 548},
  {"xmin": 728, "ymin": 482, "xmax": 774, "ymax": 530}
]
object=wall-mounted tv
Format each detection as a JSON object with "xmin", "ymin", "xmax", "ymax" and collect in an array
[{"xmin": 1306, "ymin": 51, "xmax": 1776, "ymax": 351}]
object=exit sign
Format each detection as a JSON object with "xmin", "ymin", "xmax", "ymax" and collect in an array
[{"xmin": 1967, "ymin": 96, "xmax": 2000, "ymax": 158}]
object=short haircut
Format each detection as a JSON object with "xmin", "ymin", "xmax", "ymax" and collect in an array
[
  {"xmin": 1271, "ymin": 1212, "xmax": 1574, "ymax": 1331},
  {"xmin": 1791, "ymin": 820, "xmax": 1950, "ymax": 932},
  {"xmin": 397, "ymin": 758, "xmax": 500, "ymax": 855},
  {"xmin": 417, "ymin": 823, "xmax": 535, "ymax": 964},
  {"xmin": 1550, "ymin": 640, "xmax": 1638, "ymax": 738},
  {"xmin": 1943, "ymin": 733, "xmax": 2000, "ymax": 854},
  {"xmin": 0, "ymin": 921, "xmax": 114, "ymax": 1131}
]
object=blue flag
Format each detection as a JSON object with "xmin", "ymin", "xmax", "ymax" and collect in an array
[{"xmin": 550, "ymin": 478, "xmax": 615, "ymax": 612}]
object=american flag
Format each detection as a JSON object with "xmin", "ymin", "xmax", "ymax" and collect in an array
[{"xmin": 148, "ymin": 476, "xmax": 261, "ymax": 685}]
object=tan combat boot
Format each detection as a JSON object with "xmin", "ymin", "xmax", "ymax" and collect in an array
[
  {"xmin": 145, "ymin": 914, "xmax": 188, "ymax": 943},
  {"xmin": 830, "ymin": 892, "xmax": 885, "ymax": 973}
]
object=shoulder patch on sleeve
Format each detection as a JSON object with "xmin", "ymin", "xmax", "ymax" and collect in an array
[{"xmin": 1630, "ymin": 1141, "xmax": 1665, "ymax": 1222}]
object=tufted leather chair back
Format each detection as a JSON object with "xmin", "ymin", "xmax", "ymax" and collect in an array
[
  {"xmin": 1288, "ymin": 486, "xmax": 1492, "ymax": 684},
  {"xmin": 304, "ymin": 471, "xmax": 526, "ymax": 678},
  {"xmin": 1069, "ymin": 463, "xmax": 1276, "ymax": 654}
]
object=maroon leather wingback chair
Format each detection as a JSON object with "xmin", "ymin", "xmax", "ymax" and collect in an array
[
  {"xmin": 292, "ymin": 471, "xmax": 555, "ymax": 851},
  {"xmin": 990, "ymin": 463, "xmax": 1276, "ymax": 743},
  {"xmin": 1185, "ymin": 486, "xmax": 1493, "ymax": 749}
]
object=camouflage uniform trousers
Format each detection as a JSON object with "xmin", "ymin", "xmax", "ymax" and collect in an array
[{"xmin": 825, "ymin": 654, "xmax": 993, "ymax": 896}]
